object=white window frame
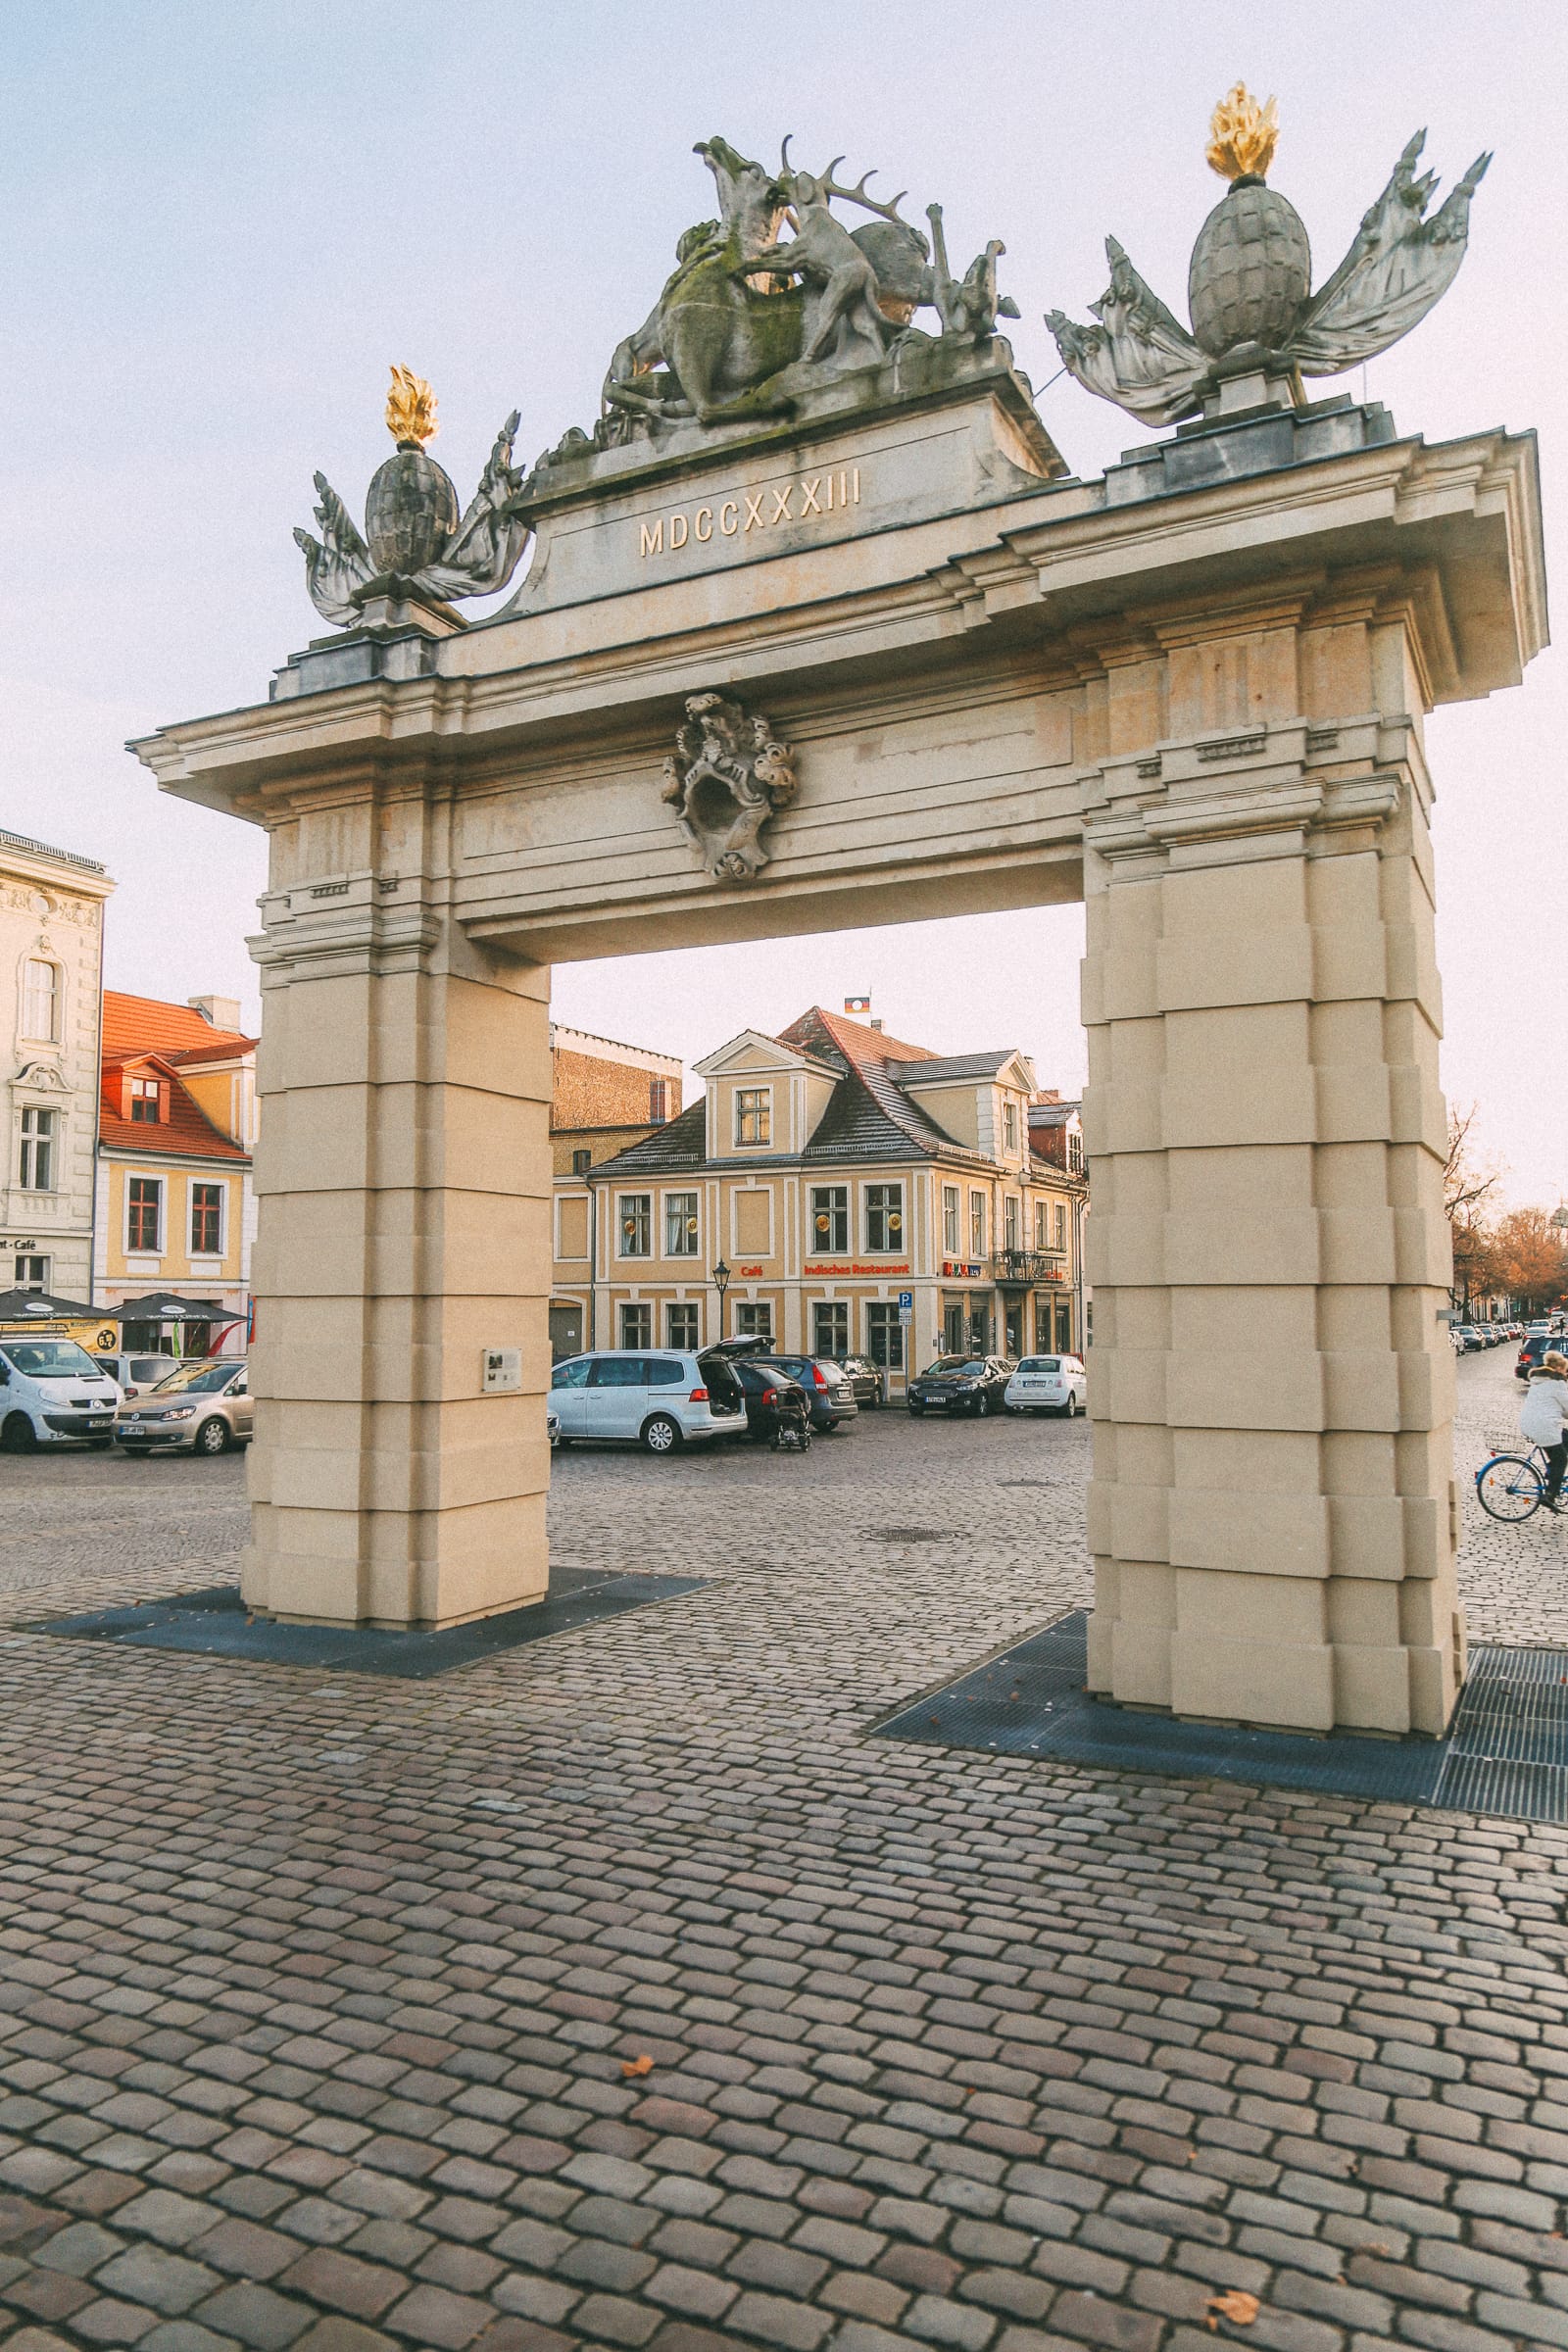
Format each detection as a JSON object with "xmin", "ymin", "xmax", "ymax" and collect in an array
[
  {"xmin": 619, "ymin": 1301, "xmax": 653, "ymax": 1348},
  {"xmin": 809, "ymin": 1185, "xmax": 849, "ymax": 1252},
  {"xmin": 14, "ymin": 1252, "xmax": 50, "ymax": 1293},
  {"xmin": 1055, "ymin": 1201, "xmax": 1068, "ymax": 1252},
  {"xmin": 943, "ymin": 1185, "xmax": 960, "ymax": 1255},
  {"xmin": 1004, "ymin": 1099, "xmax": 1017, "ymax": 1154},
  {"xmin": 616, "ymin": 1192, "xmax": 653, "ymax": 1258},
  {"xmin": 865, "ymin": 1301, "xmax": 906, "ymax": 1371},
  {"xmin": 189, "ymin": 1178, "xmax": 227, "ymax": 1258},
  {"xmin": 812, "ymin": 1299, "xmax": 850, "ymax": 1359},
  {"xmin": 18, "ymin": 1105, "xmax": 57, "ymax": 1193},
  {"xmin": 666, "ymin": 1301, "xmax": 701, "ymax": 1351},
  {"xmin": 732, "ymin": 1299, "xmax": 773, "ymax": 1343},
  {"xmin": 864, "ymin": 1182, "xmax": 905, "ymax": 1254},
  {"xmin": 20, "ymin": 958, "xmax": 59, "ymax": 1044},
  {"xmin": 664, "ymin": 1191, "xmax": 700, "ymax": 1258},
  {"xmin": 1004, "ymin": 1196, "xmax": 1019, "ymax": 1252},
  {"xmin": 969, "ymin": 1190, "xmax": 986, "ymax": 1259},
  {"xmin": 125, "ymin": 1172, "xmax": 165, "ymax": 1254},
  {"xmin": 734, "ymin": 1087, "xmax": 772, "ymax": 1148}
]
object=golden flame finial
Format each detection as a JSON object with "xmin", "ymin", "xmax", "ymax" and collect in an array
[
  {"xmin": 1205, "ymin": 83, "xmax": 1279, "ymax": 181},
  {"xmin": 385, "ymin": 364, "xmax": 438, "ymax": 447}
]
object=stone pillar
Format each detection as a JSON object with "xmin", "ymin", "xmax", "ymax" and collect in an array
[
  {"xmin": 1081, "ymin": 676, "xmax": 1460, "ymax": 1736},
  {"xmin": 245, "ymin": 824, "xmax": 552, "ymax": 1631}
]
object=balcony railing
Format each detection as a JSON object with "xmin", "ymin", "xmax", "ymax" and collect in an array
[{"xmin": 992, "ymin": 1250, "xmax": 1066, "ymax": 1286}]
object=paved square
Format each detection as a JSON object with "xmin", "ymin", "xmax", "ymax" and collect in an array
[{"xmin": 0, "ymin": 1351, "xmax": 1565, "ymax": 2352}]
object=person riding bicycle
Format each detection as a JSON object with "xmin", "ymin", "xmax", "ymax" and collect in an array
[{"xmin": 1520, "ymin": 1348, "xmax": 1568, "ymax": 1513}]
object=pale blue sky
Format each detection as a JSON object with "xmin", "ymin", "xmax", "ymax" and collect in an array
[{"xmin": 5, "ymin": 1, "xmax": 1564, "ymax": 1202}]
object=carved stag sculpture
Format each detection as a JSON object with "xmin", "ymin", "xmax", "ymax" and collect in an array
[{"xmin": 597, "ymin": 135, "xmax": 1016, "ymax": 438}]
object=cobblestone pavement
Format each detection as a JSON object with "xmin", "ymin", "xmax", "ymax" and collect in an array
[{"xmin": 0, "ymin": 1351, "xmax": 1564, "ymax": 2352}]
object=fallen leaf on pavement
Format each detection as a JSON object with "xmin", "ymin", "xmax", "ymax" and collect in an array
[
  {"xmin": 621, "ymin": 2054, "xmax": 655, "ymax": 2078},
  {"xmin": 1205, "ymin": 2291, "xmax": 1260, "ymax": 2329}
]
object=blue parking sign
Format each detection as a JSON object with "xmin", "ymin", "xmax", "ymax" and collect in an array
[{"xmin": 898, "ymin": 1291, "xmax": 913, "ymax": 1310}]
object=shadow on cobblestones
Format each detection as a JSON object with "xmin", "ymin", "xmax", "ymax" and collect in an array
[{"xmin": 0, "ymin": 1356, "xmax": 1564, "ymax": 2352}]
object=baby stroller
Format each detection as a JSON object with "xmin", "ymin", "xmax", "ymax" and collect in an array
[{"xmin": 769, "ymin": 1380, "xmax": 812, "ymax": 1452}]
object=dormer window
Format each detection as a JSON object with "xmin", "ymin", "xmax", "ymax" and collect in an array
[
  {"xmin": 1003, "ymin": 1100, "xmax": 1017, "ymax": 1153},
  {"xmin": 735, "ymin": 1088, "xmax": 771, "ymax": 1147},
  {"xmin": 129, "ymin": 1077, "xmax": 163, "ymax": 1123},
  {"xmin": 1068, "ymin": 1129, "xmax": 1084, "ymax": 1174}
]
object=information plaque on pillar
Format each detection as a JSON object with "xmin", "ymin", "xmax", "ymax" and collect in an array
[{"xmin": 482, "ymin": 1348, "xmax": 522, "ymax": 1396}]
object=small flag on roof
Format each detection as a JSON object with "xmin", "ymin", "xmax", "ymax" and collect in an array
[{"xmin": 844, "ymin": 995, "xmax": 871, "ymax": 1013}]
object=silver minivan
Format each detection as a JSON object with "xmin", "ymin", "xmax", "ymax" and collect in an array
[{"xmin": 550, "ymin": 1349, "xmax": 746, "ymax": 1455}]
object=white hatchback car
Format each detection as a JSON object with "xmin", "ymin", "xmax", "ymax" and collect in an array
[
  {"xmin": 1004, "ymin": 1353, "xmax": 1088, "ymax": 1417},
  {"xmin": 549, "ymin": 1348, "xmax": 747, "ymax": 1455}
]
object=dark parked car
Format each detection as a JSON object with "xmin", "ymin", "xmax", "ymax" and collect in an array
[
  {"xmin": 836, "ymin": 1354, "xmax": 884, "ymax": 1407},
  {"xmin": 712, "ymin": 1342, "xmax": 858, "ymax": 1433},
  {"xmin": 1516, "ymin": 1333, "xmax": 1568, "ymax": 1382},
  {"xmin": 728, "ymin": 1358, "xmax": 813, "ymax": 1444},
  {"xmin": 906, "ymin": 1355, "xmax": 1013, "ymax": 1416},
  {"xmin": 749, "ymin": 1353, "xmax": 858, "ymax": 1434}
]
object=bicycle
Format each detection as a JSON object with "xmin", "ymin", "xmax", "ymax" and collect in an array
[{"xmin": 1475, "ymin": 1445, "xmax": 1562, "ymax": 1522}]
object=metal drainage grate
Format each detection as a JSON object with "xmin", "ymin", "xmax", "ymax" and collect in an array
[
  {"xmin": 875, "ymin": 1614, "xmax": 1568, "ymax": 1824},
  {"xmin": 1434, "ymin": 1754, "xmax": 1568, "ymax": 1821}
]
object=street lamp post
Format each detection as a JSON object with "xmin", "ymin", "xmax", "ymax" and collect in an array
[{"xmin": 711, "ymin": 1257, "xmax": 730, "ymax": 1341}]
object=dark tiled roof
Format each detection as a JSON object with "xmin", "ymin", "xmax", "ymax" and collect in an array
[
  {"xmin": 590, "ymin": 1007, "xmax": 1044, "ymax": 1182},
  {"xmin": 782, "ymin": 1007, "xmax": 1002, "ymax": 1169},
  {"xmin": 898, "ymin": 1052, "xmax": 1019, "ymax": 1085},
  {"xmin": 588, "ymin": 1101, "xmax": 708, "ymax": 1176}
]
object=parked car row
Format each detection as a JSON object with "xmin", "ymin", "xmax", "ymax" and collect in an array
[
  {"xmin": 548, "ymin": 1340, "xmax": 862, "ymax": 1455},
  {"xmin": 1452, "ymin": 1319, "xmax": 1526, "ymax": 1352},
  {"xmin": 548, "ymin": 1340, "xmax": 1091, "ymax": 1455},
  {"xmin": 0, "ymin": 1334, "xmax": 251, "ymax": 1456}
]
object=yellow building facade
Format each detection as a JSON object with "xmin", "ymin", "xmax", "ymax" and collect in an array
[
  {"xmin": 94, "ymin": 993, "xmax": 257, "ymax": 1352},
  {"xmin": 551, "ymin": 1007, "xmax": 1086, "ymax": 1392}
]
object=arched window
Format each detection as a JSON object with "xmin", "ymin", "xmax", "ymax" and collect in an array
[{"xmin": 21, "ymin": 959, "xmax": 58, "ymax": 1043}]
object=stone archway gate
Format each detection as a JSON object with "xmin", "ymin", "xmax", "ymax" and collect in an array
[{"xmin": 136, "ymin": 329, "xmax": 1544, "ymax": 1740}]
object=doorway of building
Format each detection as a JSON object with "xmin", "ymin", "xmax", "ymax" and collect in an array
[{"xmin": 548, "ymin": 1301, "xmax": 584, "ymax": 1361}]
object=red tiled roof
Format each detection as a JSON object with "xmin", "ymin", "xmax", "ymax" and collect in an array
[
  {"xmin": 102, "ymin": 992, "xmax": 253, "ymax": 1060},
  {"xmin": 778, "ymin": 1006, "xmax": 937, "ymax": 1068},
  {"xmin": 780, "ymin": 1002, "xmax": 940, "ymax": 1067},
  {"xmin": 98, "ymin": 1108, "xmax": 247, "ymax": 1162},
  {"xmin": 99, "ymin": 1064, "xmax": 249, "ymax": 1161},
  {"xmin": 100, "ymin": 1004, "xmax": 252, "ymax": 1164}
]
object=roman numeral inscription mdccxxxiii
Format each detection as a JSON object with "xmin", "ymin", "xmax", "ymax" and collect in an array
[{"xmin": 639, "ymin": 468, "xmax": 861, "ymax": 560}]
